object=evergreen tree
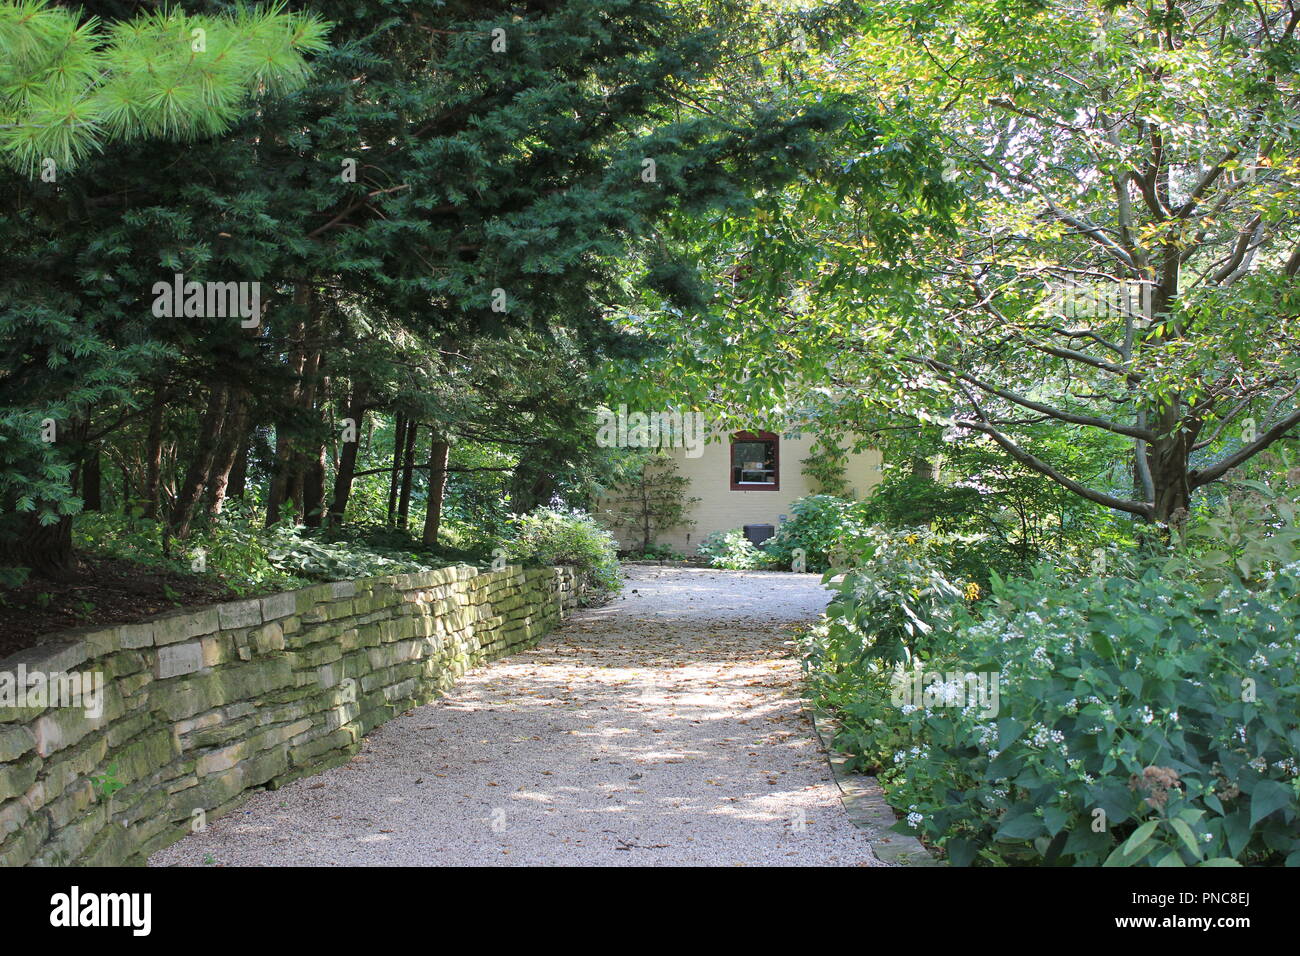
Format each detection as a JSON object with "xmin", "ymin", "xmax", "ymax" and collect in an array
[
  {"xmin": 1, "ymin": 0, "xmax": 851, "ymax": 578},
  {"xmin": 0, "ymin": 0, "xmax": 328, "ymax": 578}
]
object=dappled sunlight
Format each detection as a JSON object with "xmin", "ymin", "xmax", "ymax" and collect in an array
[{"xmin": 152, "ymin": 567, "xmax": 877, "ymax": 866}]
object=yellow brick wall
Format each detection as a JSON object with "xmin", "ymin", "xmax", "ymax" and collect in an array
[{"xmin": 598, "ymin": 428, "xmax": 883, "ymax": 554}]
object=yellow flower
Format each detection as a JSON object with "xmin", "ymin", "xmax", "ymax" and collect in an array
[{"xmin": 964, "ymin": 581, "xmax": 981, "ymax": 602}]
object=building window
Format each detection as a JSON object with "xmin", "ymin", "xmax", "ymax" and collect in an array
[{"xmin": 730, "ymin": 431, "xmax": 779, "ymax": 490}]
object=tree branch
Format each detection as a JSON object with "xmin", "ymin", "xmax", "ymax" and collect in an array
[
  {"xmin": 1190, "ymin": 407, "xmax": 1300, "ymax": 488},
  {"xmin": 907, "ymin": 354, "xmax": 1155, "ymax": 440},
  {"xmin": 954, "ymin": 381, "xmax": 1154, "ymax": 518}
]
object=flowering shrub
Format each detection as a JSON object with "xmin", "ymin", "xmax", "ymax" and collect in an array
[
  {"xmin": 802, "ymin": 618, "xmax": 910, "ymax": 774},
  {"xmin": 821, "ymin": 525, "xmax": 980, "ymax": 663},
  {"xmin": 806, "ymin": 562, "xmax": 1300, "ymax": 866}
]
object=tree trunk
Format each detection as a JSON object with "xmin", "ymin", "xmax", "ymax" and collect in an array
[
  {"xmin": 266, "ymin": 287, "xmax": 310, "ymax": 526},
  {"xmin": 267, "ymin": 431, "xmax": 294, "ymax": 526},
  {"xmin": 1146, "ymin": 249, "xmax": 1191, "ymax": 526},
  {"xmin": 387, "ymin": 411, "xmax": 407, "ymax": 528},
  {"xmin": 421, "ymin": 435, "xmax": 450, "ymax": 546},
  {"xmin": 171, "ymin": 386, "xmax": 230, "ymax": 538},
  {"xmin": 397, "ymin": 420, "xmax": 418, "ymax": 531},
  {"xmin": 142, "ymin": 395, "xmax": 165, "ymax": 519},
  {"xmin": 1148, "ymin": 435, "xmax": 1192, "ymax": 525},
  {"xmin": 297, "ymin": 328, "xmax": 327, "ymax": 528},
  {"xmin": 81, "ymin": 447, "xmax": 102, "ymax": 512},
  {"xmin": 227, "ymin": 435, "xmax": 249, "ymax": 499},
  {"xmin": 0, "ymin": 514, "xmax": 75, "ymax": 579},
  {"xmin": 302, "ymin": 445, "xmax": 327, "ymax": 528},
  {"xmin": 328, "ymin": 386, "xmax": 368, "ymax": 526},
  {"xmin": 205, "ymin": 389, "xmax": 250, "ymax": 516}
]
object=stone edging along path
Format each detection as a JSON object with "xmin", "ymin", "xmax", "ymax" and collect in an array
[
  {"xmin": 807, "ymin": 707, "xmax": 944, "ymax": 866},
  {"xmin": 0, "ymin": 563, "xmax": 584, "ymax": 866}
]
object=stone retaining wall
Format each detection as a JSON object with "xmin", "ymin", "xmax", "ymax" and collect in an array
[{"xmin": 0, "ymin": 563, "xmax": 585, "ymax": 866}]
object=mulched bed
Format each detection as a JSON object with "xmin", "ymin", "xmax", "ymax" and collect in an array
[{"xmin": 0, "ymin": 557, "xmax": 240, "ymax": 660}]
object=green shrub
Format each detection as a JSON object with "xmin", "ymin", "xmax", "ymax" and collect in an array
[
  {"xmin": 762, "ymin": 495, "xmax": 866, "ymax": 572},
  {"xmin": 697, "ymin": 528, "xmax": 779, "ymax": 570},
  {"xmin": 761, "ymin": 493, "xmax": 1017, "ymax": 589},
  {"xmin": 624, "ymin": 542, "xmax": 686, "ymax": 561},
  {"xmin": 73, "ymin": 512, "xmax": 311, "ymax": 594},
  {"xmin": 73, "ymin": 510, "xmax": 451, "ymax": 593},
  {"xmin": 806, "ymin": 561, "xmax": 1300, "ymax": 866},
  {"xmin": 857, "ymin": 444, "xmax": 1138, "ymax": 582},
  {"xmin": 1171, "ymin": 477, "xmax": 1300, "ymax": 590},
  {"xmin": 820, "ymin": 525, "xmax": 977, "ymax": 664},
  {"xmin": 260, "ymin": 523, "xmax": 451, "ymax": 581},
  {"xmin": 505, "ymin": 507, "xmax": 622, "ymax": 594}
]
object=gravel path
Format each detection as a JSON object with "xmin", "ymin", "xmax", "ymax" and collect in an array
[{"xmin": 150, "ymin": 566, "xmax": 883, "ymax": 867}]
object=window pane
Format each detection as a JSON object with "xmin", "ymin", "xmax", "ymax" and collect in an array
[{"xmin": 731, "ymin": 439, "xmax": 775, "ymax": 485}]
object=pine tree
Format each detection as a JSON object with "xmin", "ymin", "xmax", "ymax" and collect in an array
[
  {"xmin": 1, "ymin": 0, "xmax": 851, "ymax": 578},
  {"xmin": 0, "ymin": 0, "xmax": 329, "ymax": 174},
  {"xmin": 0, "ymin": 0, "xmax": 328, "ymax": 578}
]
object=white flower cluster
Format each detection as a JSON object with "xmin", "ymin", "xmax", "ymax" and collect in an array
[
  {"xmin": 1067, "ymin": 758, "xmax": 1095, "ymax": 784},
  {"xmin": 893, "ymin": 745, "xmax": 929, "ymax": 765},
  {"xmin": 1028, "ymin": 723, "xmax": 1065, "ymax": 748}
]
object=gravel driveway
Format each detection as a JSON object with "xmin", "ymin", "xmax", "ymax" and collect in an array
[{"xmin": 150, "ymin": 566, "xmax": 882, "ymax": 867}]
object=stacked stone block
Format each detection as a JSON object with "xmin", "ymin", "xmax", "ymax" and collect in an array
[{"xmin": 0, "ymin": 564, "xmax": 584, "ymax": 866}]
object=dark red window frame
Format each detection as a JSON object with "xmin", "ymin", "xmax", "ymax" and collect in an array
[{"xmin": 729, "ymin": 431, "xmax": 779, "ymax": 491}]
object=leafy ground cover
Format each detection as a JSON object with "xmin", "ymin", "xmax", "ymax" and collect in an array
[
  {"xmin": 0, "ymin": 506, "xmax": 621, "ymax": 654},
  {"xmin": 0, "ymin": 556, "xmax": 237, "ymax": 657},
  {"xmin": 800, "ymin": 478, "xmax": 1300, "ymax": 866}
]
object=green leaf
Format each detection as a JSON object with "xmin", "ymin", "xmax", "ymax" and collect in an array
[
  {"xmin": 945, "ymin": 838, "xmax": 976, "ymax": 867},
  {"xmin": 997, "ymin": 717, "xmax": 1025, "ymax": 750},
  {"xmin": 1090, "ymin": 632, "xmax": 1116, "ymax": 660},
  {"xmin": 995, "ymin": 809, "xmax": 1046, "ymax": 840},
  {"xmin": 1104, "ymin": 839, "xmax": 1155, "ymax": 867},
  {"xmin": 1120, "ymin": 820, "xmax": 1159, "ymax": 857},
  {"xmin": 1043, "ymin": 805, "xmax": 1072, "ymax": 836},
  {"xmin": 1169, "ymin": 818, "xmax": 1201, "ymax": 859},
  {"xmin": 1249, "ymin": 780, "xmax": 1294, "ymax": 827}
]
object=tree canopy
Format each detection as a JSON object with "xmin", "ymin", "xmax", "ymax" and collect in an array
[
  {"xmin": 610, "ymin": 0, "xmax": 1300, "ymax": 524},
  {"xmin": 0, "ymin": 0, "xmax": 863, "ymax": 579}
]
